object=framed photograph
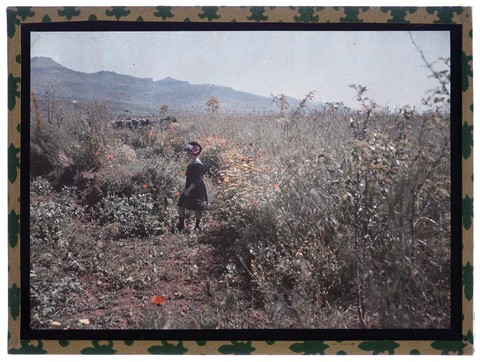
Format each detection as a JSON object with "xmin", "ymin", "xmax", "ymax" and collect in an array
[{"xmin": 7, "ymin": 5, "xmax": 473, "ymax": 355}]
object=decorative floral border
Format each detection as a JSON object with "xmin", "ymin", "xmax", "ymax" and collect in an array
[{"xmin": 7, "ymin": 6, "xmax": 473, "ymax": 355}]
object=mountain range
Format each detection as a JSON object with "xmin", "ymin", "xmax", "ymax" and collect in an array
[{"xmin": 31, "ymin": 57, "xmax": 303, "ymax": 117}]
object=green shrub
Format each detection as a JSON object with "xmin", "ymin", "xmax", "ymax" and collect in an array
[
  {"xmin": 30, "ymin": 177, "xmax": 53, "ymax": 196},
  {"xmin": 325, "ymin": 86, "xmax": 451, "ymax": 328},
  {"xmin": 91, "ymin": 192, "xmax": 163, "ymax": 237},
  {"xmin": 204, "ymin": 86, "xmax": 450, "ymax": 328},
  {"xmin": 31, "ymin": 99, "xmax": 113, "ymax": 186},
  {"xmin": 30, "ymin": 190, "xmax": 84, "ymax": 243}
]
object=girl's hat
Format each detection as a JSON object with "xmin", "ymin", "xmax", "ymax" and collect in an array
[{"xmin": 185, "ymin": 142, "xmax": 202, "ymax": 155}]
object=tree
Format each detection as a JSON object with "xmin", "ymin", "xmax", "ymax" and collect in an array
[
  {"xmin": 160, "ymin": 104, "xmax": 169, "ymax": 116},
  {"xmin": 271, "ymin": 93, "xmax": 290, "ymax": 116},
  {"xmin": 206, "ymin": 96, "xmax": 220, "ymax": 115}
]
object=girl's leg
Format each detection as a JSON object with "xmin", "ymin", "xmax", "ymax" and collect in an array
[
  {"xmin": 177, "ymin": 207, "xmax": 185, "ymax": 231},
  {"xmin": 195, "ymin": 210, "xmax": 202, "ymax": 230},
  {"xmin": 178, "ymin": 206, "xmax": 185, "ymax": 218}
]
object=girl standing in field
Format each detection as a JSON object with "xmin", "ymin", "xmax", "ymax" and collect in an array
[{"xmin": 175, "ymin": 142, "xmax": 208, "ymax": 232}]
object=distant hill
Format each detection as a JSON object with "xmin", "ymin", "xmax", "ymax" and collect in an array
[{"xmin": 30, "ymin": 57, "xmax": 304, "ymax": 117}]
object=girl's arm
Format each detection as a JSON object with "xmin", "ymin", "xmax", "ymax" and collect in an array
[{"xmin": 184, "ymin": 183, "xmax": 196, "ymax": 196}]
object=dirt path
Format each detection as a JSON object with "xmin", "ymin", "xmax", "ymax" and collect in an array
[{"xmin": 32, "ymin": 210, "xmax": 248, "ymax": 329}]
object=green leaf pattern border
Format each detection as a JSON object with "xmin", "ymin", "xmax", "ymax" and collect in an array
[{"xmin": 6, "ymin": 6, "xmax": 474, "ymax": 355}]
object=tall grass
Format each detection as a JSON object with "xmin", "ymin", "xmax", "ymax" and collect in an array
[
  {"xmin": 186, "ymin": 89, "xmax": 451, "ymax": 328},
  {"xmin": 30, "ymin": 79, "xmax": 451, "ymax": 329}
]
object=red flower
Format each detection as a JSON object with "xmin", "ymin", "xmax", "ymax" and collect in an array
[
  {"xmin": 151, "ymin": 296, "xmax": 166, "ymax": 305},
  {"xmin": 143, "ymin": 184, "xmax": 148, "ymax": 188},
  {"xmin": 249, "ymin": 142, "xmax": 253, "ymax": 146},
  {"xmin": 107, "ymin": 154, "xmax": 113, "ymax": 160},
  {"xmin": 175, "ymin": 192, "xmax": 180, "ymax": 196},
  {"xmin": 274, "ymin": 184, "xmax": 280, "ymax": 190}
]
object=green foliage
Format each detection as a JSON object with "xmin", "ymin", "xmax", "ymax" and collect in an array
[
  {"xmin": 91, "ymin": 192, "xmax": 162, "ymax": 237},
  {"xmin": 205, "ymin": 95, "xmax": 221, "ymax": 114},
  {"xmin": 30, "ymin": 99, "xmax": 110, "ymax": 183},
  {"xmin": 31, "ymin": 177, "xmax": 53, "ymax": 196},
  {"xmin": 329, "ymin": 86, "xmax": 451, "ymax": 328},
  {"xmin": 30, "ymin": 188, "xmax": 84, "ymax": 243},
  {"xmin": 271, "ymin": 93, "xmax": 290, "ymax": 115},
  {"xmin": 29, "ymin": 59, "xmax": 451, "ymax": 330}
]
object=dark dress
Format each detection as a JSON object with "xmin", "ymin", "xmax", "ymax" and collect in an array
[{"xmin": 177, "ymin": 159, "xmax": 208, "ymax": 211}]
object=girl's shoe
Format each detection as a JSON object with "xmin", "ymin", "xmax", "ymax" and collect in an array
[{"xmin": 171, "ymin": 223, "xmax": 185, "ymax": 234}]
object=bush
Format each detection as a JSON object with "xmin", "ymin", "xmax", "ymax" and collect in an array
[
  {"xmin": 325, "ymin": 86, "xmax": 451, "ymax": 328},
  {"xmin": 30, "ymin": 99, "xmax": 112, "ymax": 186},
  {"xmin": 30, "ymin": 177, "xmax": 53, "ymax": 196},
  {"xmin": 30, "ymin": 188, "xmax": 84, "ymax": 243},
  {"xmin": 202, "ymin": 86, "xmax": 450, "ymax": 328},
  {"xmin": 91, "ymin": 192, "xmax": 163, "ymax": 237}
]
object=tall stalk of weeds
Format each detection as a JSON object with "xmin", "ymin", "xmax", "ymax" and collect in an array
[{"xmin": 332, "ymin": 84, "xmax": 450, "ymax": 328}]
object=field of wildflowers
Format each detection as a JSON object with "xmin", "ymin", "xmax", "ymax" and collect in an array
[{"xmin": 29, "ymin": 76, "xmax": 451, "ymax": 330}]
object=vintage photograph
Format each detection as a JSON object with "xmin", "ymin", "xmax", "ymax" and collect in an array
[{"xmin": 27, "ymin": 26, "xmax": 453, "ymax": 332}]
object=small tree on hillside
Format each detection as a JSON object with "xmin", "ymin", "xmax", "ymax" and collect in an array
[
  {"xmin": 206, "ymin": 96, "xmax": 221, "ymax": 115},
  {"xmin": 271, "ymin": 93, "xmax": 290, "ymax": 116},
  {"xmin": 160, "ymin": 104, "xmax": 169, "ymax": 116}
]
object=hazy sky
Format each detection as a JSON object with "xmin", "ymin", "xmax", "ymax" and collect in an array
[{"xmin": 31, "ymin": 29, "xmax": 449, "ymax": 110}]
